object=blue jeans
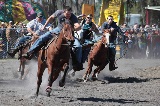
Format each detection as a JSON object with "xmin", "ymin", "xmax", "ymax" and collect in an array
[
  {"xmin": 108, "ymin": 43, "xmax": 116, "ymax": 62},
  {"xmin": 28, "ymin": 27, "xmax": 61, "ymax": 53},
  {"xmin": 72, "ymin": 38, "xmax": 82, "ymax": 63},
  {"xmin": 14, "ymin": 36, "xmax": 32, "ymax": 49},
  {"xmin": 72, "ymin": 33, "xmax": 102, "ymax": 64}
]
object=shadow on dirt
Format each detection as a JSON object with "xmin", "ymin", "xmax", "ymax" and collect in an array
[
  {"xmin": 104, "ymin": 76, "xmax": 149, "ymax": 83},
  {"xmin": 77, "ymin": 97, "xmax": 149, "ymax": 104},
  {"xmin": 0, "ymin": 79, "xmax": 28, "ymax": 86}
]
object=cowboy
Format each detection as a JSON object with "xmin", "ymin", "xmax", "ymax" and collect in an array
[
  {"xmin": 72, "ymin": 14, "xmax": 99, "ymax": 70},
  {"xmin": 22, "ymin": 6, "xmax": 81, "ymax": 60},
  {"xmin": 101, "ymin": 15, "xmax": 123, "ymax": 71},
  {"xmin": 81, "ymin": 14, "xmax": 99, "ymax": 62},
  {"xmin": 7, "ymin": 12, "xmax": 52, "ymax": 58}
]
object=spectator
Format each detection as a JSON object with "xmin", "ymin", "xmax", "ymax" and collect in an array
[
  {"xmin": 101, "ymin": 15, "xmax": 123, "ymax": 71},
  {"xmin": 6, "ymin": 21, "xmax": 18, "ymax": 53},
  {"xmin": 0, "ymin": 22, "xmax": 7, "ymax": 58}
]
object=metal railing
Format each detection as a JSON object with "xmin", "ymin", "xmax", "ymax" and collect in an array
[{"xmin": 0, "ymin": 27, "xmax": 160, "ymax": 59}]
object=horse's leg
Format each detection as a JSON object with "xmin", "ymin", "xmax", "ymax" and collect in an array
[
  {"xmin": 59, "ymin": 64, "xmax": 69, "ymax": 87},
  {"xmin": 20, "ymin": 60, "xmax": 25, "ymax": 80},
  {"xmin": 82, "ymin": 59, "xmax": 93, "ymax": 82},
  {"xmin": 22, "ymin": 61, "xmax": 31, "ymax": 80},
  {"xmin": 92, "ymin": 63, "xmax": 107, "ymax": 81},
  {"xmin": 18, "ymin": 51, "xmax": 22, "ymax": 72},
  {"xmin": 92, "ymin": 66, "xmax": 100, "ymax": 81},
  {"xmin": 45, "ymin": 60, "xmax": 56, "ymax": 97},
  {"xmin": 18, "ymin": 61, "xmax": 22, "ymax": 72},
  {"xmin": 36, "ymin": 62, "xmax": 45, "ymax": 96},
  {"xmin": 67, "ymin": 58, "xmax": 76, "ymax": 78}
]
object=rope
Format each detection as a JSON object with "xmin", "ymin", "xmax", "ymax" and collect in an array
[{"xmin": 115, "ymin": 44, "xmax": 128, "ymax": 63}]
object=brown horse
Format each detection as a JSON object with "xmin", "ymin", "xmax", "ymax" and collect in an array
[
  {"xmin": 36, "ymin": 23, "xmax": 74, "ymax": 96},
  {"xmin": 82, "ymin": 29, "xmax": 110, "ymax": 82},
  {"xmin": 17, "ymin": 40, "xmax": 31, "ymax": 80},
  {"xmin": 18, "ymin": 36, "xmax": 38, "ymax": 80}
]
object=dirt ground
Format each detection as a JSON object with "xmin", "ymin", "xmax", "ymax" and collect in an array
[{"xmin": 0, "ymin": 58, "xmax": 160, "ymax": 106}]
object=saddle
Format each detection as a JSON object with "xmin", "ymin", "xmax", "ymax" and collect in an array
[{"xmin": 40, "ymin": 34, "xmax": 59, "ymax": 62}]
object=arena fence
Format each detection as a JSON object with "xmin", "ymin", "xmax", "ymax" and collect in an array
[{"xmin": 0, "ymin": 28, "xmax": 160, "ymax": 59}]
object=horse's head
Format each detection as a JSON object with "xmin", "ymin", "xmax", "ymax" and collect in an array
[
  {"xmin": 102, "ymin": 29, "xmax": 111, "ymax": 44},
  {"xmin": 61, "ymin": 23, "xmax": 75, "ymax": 43}
]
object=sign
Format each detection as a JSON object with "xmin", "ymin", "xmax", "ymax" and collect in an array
[{"xmin": 82, "ymin": 4, "xmax": 95, "ymax": 23}]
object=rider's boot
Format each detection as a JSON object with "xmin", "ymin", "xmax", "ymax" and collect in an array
[
  {"xmin": 71, "ymin": 55, "xmax": 83, "ymax": 70},
  {"xmin": 22, "ymin": 44, "xmax": 43, "ymax": 60},
  {"xmin": 78, "ymin": 62, "xmax": 84, "ymax": 70},
  {"xmin": 109, "ymin": 61, "xmax": 118, "ymax": 71}
]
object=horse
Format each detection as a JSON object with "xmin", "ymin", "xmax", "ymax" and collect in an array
[
  {"xmin": 67, "ymin": 31, "xmax": 98, "ymax": 77},
  {"xmin": 36, "ymin": 23, "xmax": 74, "ymax": 97},
  {"xmin": 18, "ymin": 42, "xmax": 30, "ymax": 79},
  {"xmin": 82, "ymin": 29, "xmax": 110, "ymax": 82},
  {"xmin": 17, "ymin": 35, "xmax": 38, "ymax": 80}
]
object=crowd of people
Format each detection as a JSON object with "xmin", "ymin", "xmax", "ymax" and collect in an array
[
  {"xmin": 118, "ymin": 23, "xmax": 160, "ymax": 59},
  {"xmin": 0, "ymin": 7, "xmax": 160, "ymax": 63},
  {"xmin": 0, "ymin": 21, "xmax": 28, "ymax": 59}
]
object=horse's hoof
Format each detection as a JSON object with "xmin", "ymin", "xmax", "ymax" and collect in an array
[
  {"xmin": 45, "ymin": 86, "xmax": 52, "ymax": 97},
  {"xmin": 47, "ymin": 92, "xmax": 51, "ymax": 97},
  {"xmin": 91, "ymin": 77, "xmax": 98, "ymax": 81},
  {"xmin": 59, "ymin": 80, "xmax": 65, "ymax": 87},
  {"xmin": 82, "ymin": 76, "xmax": 88, "ymax": 82},
  {"xmin": 82, "ymin": 77, "xmax": 86, "ymax": 81},
  {"xmin": 22, "ymin": 77, "xmax": 26, "ymax": 80},
  {"xmin": 84, "ymin": 79, "xmax": 87, "ymax": 82},
  {"xmin": 17, "ymin": 68, "xmax": 21, "ymax": 72},
  {"xmin": 95, "ymin": 73, "xmax": 98, "ymax": 78},
  {"xmin": 68, "ymin": 70, "xmax": 75, "ymax": 77},
  {"xmin": 19, "ymin": 76, "xmax": 22, "ymax": 80},
  {"xmin": 46, "ymin": 86, "xmax": 52, "ymax": 92}
]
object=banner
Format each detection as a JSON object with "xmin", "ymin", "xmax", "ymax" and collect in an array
[
  {"xmin": 104, "ymin": 0, "xmax": 124, "ymax": 25},
  {"xmin": 21, "ymin": 2, "xmax": 35, "ymax": 21},
  {"xmin": 82, "ymin": 4, "xmax": 95, "ymax": 23},
  {"xmin": 12, "ymin": 0, "xmax": 26, "ymax": 22}
]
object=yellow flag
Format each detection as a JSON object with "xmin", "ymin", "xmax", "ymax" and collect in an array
[
  {"xmin": 82, "ymin": 4, "xmax": 95, "ymax": 23},
  {"xmin": 98, "ymin": 0, "xmax": 107, "ymax": 26},
  {"xmin": 104, "ymin": 0, "xmax": 122, "ymax": 25}
]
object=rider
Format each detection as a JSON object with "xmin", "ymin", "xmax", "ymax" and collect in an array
[
  {"xmin": 72, "ymin": 14, "xmax": 99, "ymax": 70},
  {"xmin": 7, "ymin": 12, "xmax": 52, "ymax": 58},
  {"xmin": 22, "ymin": 6, "xmax": 81, "ymax": 60},
  {"xmin": 101, "ymin": 15, "xmax": 123, "ymax": 71},
  {"xmin": 81, "ymin": 14, "xmax": 99, "ymax": 62}
]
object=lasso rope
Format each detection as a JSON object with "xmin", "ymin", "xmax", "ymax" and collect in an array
[{"xmin": 114, "ymin": 44, "xmax": 128, "ymax": 65}]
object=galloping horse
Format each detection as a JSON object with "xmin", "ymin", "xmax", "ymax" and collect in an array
[
  {"xmin": 82, "ymin": 29, "xmax": 110, "ymax": 82},
  {"xmin": 36, "ymin": 23, "xmax": 74, "ymax": 96},
  {"xmin": 18, "ymin": 35, "xmax": 38, "ymax": 80},
  {"xmin": 18, "ymin": 42, "xmax": 30, "ymax": 79}
]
